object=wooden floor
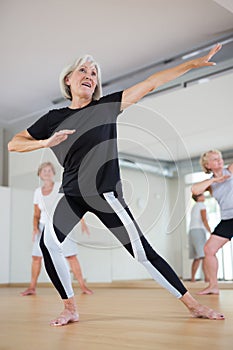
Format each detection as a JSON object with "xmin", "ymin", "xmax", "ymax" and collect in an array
[{"xmin": 1, "ymin": 280, "xmax": 233, "ymax": 350}]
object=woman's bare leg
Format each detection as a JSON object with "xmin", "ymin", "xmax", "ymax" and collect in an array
[
  {"xmin": 191, "ymin": 258, "xmax": 201, "ymax": 282},
  {"xmin": 197, "ymin": 235, "xmax": 229, "ymax": 295},
  {"xmin": 50, "ymin": 296, "xmax": 79, "ymax": 326},
  {"xmin": 21, "ymin": 256, "xmax": 42, "ymax": 296},
  {"xmin": 66, "ymin": 255, "xmax": 93, "ymax": 295},
  {"xmin": 181, "ymin": 292, "xmax": 224, "ymax": 319},
  {"xmin": 202, "ymin": 258, "xmax": 209, "ymax": 282}
]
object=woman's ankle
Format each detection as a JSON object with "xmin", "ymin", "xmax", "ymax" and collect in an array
[
  {"xmin": 180, "ymin": 292, "xmax": 199, "ymax": 309},
  {"xmin": 64, "ymin": 297, "xmax": 77, "ymax": 313}
]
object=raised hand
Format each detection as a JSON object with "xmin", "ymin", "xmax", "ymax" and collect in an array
[{"xmin": 191, "ymin": 43, "xmax": 222, "ymax": 68}]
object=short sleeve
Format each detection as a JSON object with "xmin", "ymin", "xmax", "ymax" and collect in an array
[
  {"xmin": 33, "ymin": 188, "xmax": 40, "ymax": 205},
  {"xmin": 198, "ymin": 202, "xmax": 206, "ymax": 210},
  {"xmin": 101, "ymin": 91, "xmax": 123, "ymax": 103},
  {"xmin": 27, "ymin": 112, "xmax": 49, "ymax": 140},
  {"xmin": 99, "ymin": 91, "xmax": 123, "ymax": 117}
]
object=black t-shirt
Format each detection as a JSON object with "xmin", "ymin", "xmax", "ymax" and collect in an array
[{"xmin": 27, "ymin": 91, "xmax": 123, "ymax": 196}]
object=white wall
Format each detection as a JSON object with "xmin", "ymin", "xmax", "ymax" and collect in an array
[
  {"xmin": 0, "ymin": 128, "xmax": 3, "ymax": 185},
  {"xmin": 8, "ymin": 148, "xmax": 185, "ymax": 284},
  {"xmin": 0, "ymin": 186, "xmax": 11, "ymax": 283},
  {"xmin": 9, "ymin": 188, "xmax": 51, "ymax": 283}
]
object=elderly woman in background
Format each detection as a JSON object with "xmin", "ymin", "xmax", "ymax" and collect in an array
[
  {"xmin": 21, "ymin": 161, "xmax": 93, "ymax": 297},
  {"xmin": 192, "ymin": 149, "xmax": 233, "ymax": 295}
]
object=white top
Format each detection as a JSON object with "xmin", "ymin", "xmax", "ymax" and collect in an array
[
  {"xmin": 189, "ymin": 202, "xmax": 206, "ymax": 230},
  {"xmin": 33, "ymin": 182, "xmax": 62, "ymax": 224}
]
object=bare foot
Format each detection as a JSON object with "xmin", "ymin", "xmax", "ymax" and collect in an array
[
  {"xmin": 50, "ymin": 309, "xmax": 79, "ymax": 327},
  {"xmin": 20, "ymin": 288, "xmax": 36, "ymax": 296},
  {"xmin": 197, "ymin": 287, "xmax": 219, "ymax": 295},
  {"xmin": 81, "ymin": 287, "xmax": 93, "ymax": 295},
  {"xmin": 181, "ymin": 291, "xmax": 224, "ymax": 320},
  {"xmin": 189, "ymin": 303, "xmax": 224, "ymax": 320}
]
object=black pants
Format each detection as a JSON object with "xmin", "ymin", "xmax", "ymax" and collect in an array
[{"xmin": 40, "ymin": 191, "xmax": 187, "ymax": 299}]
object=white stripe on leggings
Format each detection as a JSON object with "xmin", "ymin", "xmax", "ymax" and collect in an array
[
  {"xmin": 103, "ymin": 192, "xmax": 182, "ymax": 298},
  {"xmin": 43, "ymin": 220, "xmax": 74, "ymax": 298}
]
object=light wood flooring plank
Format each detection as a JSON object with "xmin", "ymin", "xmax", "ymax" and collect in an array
[{"xmin": 0, "ymin": 281, "xmax": 232, "ymax": 350}]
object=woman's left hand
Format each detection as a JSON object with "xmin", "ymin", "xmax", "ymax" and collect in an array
[
  {"xmin": 213, "ymin": 174, "xmax": 230, "ymax": 183},
  {"xmin": 191, "ymin": 43, "xmax": 222, "ymax": 69}
]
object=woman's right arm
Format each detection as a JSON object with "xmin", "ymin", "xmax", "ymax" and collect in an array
[
  {"xmin": 33, "ymin": 204, "xmax": 41, "ymax": 235},
  {"xmin": 8, "ymin": 129, "xmax": 76, "ymax": 153},
  {"xmin": 200, "ymin": 209, "xmax": 211, "ymax": 233},
  {"xmin": 191, "ymin": 179, "xmax": 214, "ymax": 195},
  {"xmin": 32, "ymin": 204, "xmax": 41, "ymax": 241},
  {"xmin": 192, "ymin": 174, "xmax": 230, "ymax": 195}
]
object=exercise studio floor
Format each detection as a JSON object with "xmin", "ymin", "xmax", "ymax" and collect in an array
[{"xmin": 1, "ymin": 280, "xmax": 232, "ymax": 350}]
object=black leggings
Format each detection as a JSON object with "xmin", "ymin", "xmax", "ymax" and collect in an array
[{"xmin": 40, "ymin": 191, "xmax": 187, "ymax": 299}]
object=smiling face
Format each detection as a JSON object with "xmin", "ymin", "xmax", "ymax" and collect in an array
[{"xmin": 65, "ymin": 61, "xmax": 98, "ymax": 101}]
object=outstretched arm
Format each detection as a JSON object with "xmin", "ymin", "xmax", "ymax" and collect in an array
[
  {"xmin": 121, "ymin": 43, "xmax": 222, "ymax": 110},
  {"xmin": 192, "ymin": 174, "xmax": 230, "ymax": 195},
  {"xmin": 191, "ymin": 179, "xmax": 214, "ymax": 196},
  {"xmin": 8, "ymin": 129, "xmax": 76, "ymax": 153}
]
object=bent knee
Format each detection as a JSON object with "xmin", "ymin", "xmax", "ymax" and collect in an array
[{"xmin": 204, "ymin": 243, "xmax": 218, "ymax": 256}]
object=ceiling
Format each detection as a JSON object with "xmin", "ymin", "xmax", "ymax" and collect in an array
[{"xmin": 1, "ymin": 0, "xmax": 233, "ymax": 161}]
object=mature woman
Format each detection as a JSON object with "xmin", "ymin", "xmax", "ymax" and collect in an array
[
  {"xmin": 192, "ymin": 149, "xmax": 233, "ymax": 295},
  {"xmin": 8, "ymin": 44, "xmax": 224, "ymax": 326},
  {"xmin": 21, "ymin": 162, "xmax": 93, "ymax": 296}
]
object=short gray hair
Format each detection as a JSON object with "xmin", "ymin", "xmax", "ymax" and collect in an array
[{"xmin": 59, "ymin": 54, "xmax": 102, "ymax": 101}]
